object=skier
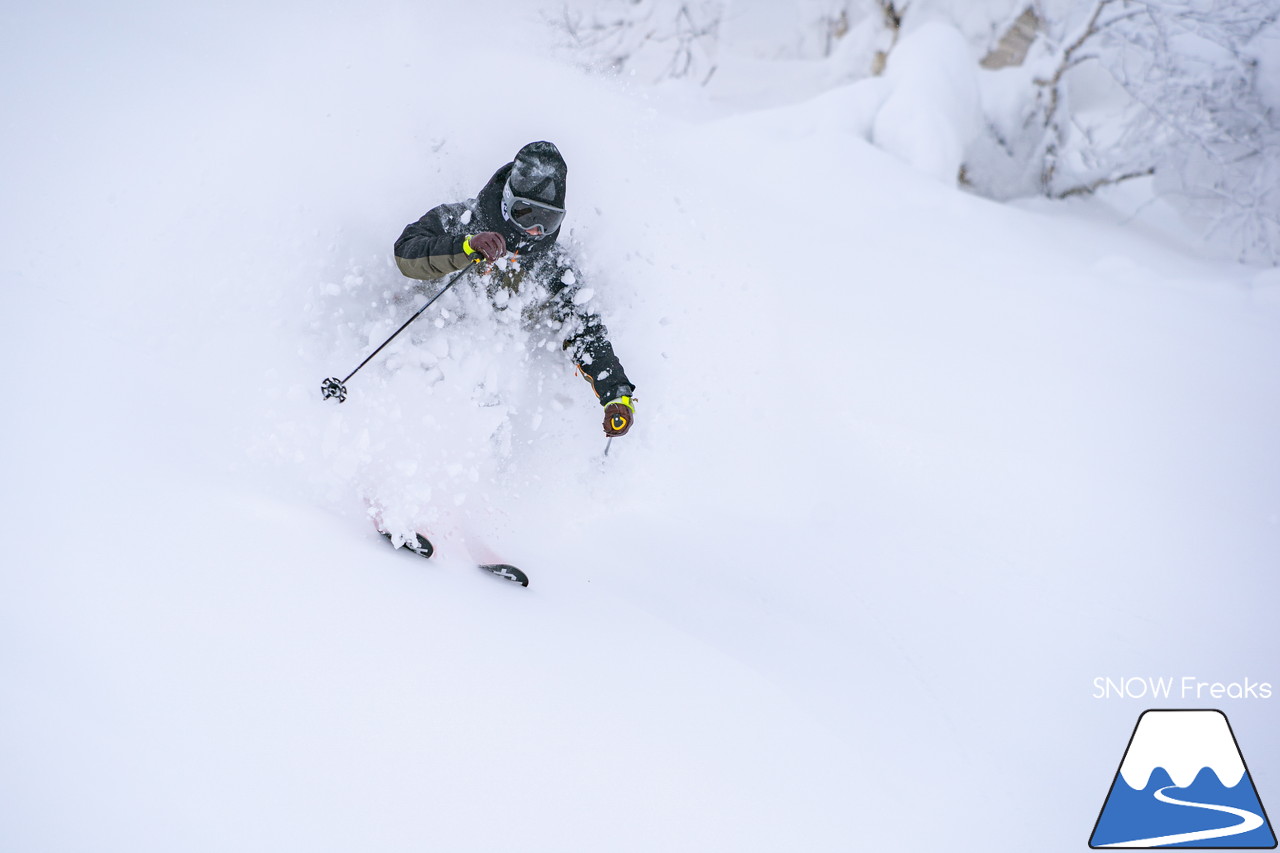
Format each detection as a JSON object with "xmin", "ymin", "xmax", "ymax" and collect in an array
[{"xmin": 393, "ymin": 140, "xmax": 635, "ymax": 438}]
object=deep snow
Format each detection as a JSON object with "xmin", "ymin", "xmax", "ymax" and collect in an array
[{"xmin": 2, "ymin": 3, "xmax": 1279, "ymax": 852}]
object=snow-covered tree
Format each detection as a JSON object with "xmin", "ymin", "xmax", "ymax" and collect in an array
[
  {"xmin": 547, "ymin": 0, "xmax": 1280, "ymax": 263},
  {"xmin": 551, "ymin": 0, "xmax": 726, "ymax": 84},
  {"xmin": 1093, "ymin": 0, "xmax": 1280, "ymax": 263},
  {"xmin": 549, "ymin": 0, "xmax": 902, "ymax": 81},
  {"xmin": 969, "ymin": 0, "xmax": 1280, "ymax": 263}
]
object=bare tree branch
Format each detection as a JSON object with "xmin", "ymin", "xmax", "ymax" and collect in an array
[{"xmin": 1054, "ymin": 167, "xmax": 1156, "ymax": 199}]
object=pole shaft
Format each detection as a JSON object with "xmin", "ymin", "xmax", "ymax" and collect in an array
[{"xmin": 341, "ymin": 266, "xmax": 471, "ymax": 384}]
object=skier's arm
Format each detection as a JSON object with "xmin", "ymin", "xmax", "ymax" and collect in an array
[
  {"xmin": 545, "ymin": 264, "xmax": 634, "ymax": 404},
  {"xmin": 394, "ymin": 203, "xmax": 494, "ymax": 280},
  {"xmin": 574, "ymin": 322, "xmax": 636, "ymax": 437},
  {"xmin": 566, "ymin": 320, "xmax": 633, "ymax": 405}
]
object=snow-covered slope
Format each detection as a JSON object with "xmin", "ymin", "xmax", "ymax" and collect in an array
[{"xmin": 3, "ymin": 3, "xmax": 1279, "ymax": 852}]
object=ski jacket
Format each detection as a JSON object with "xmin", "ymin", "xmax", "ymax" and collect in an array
[{"xmin": 394, "ymin": 163, "xmax": 633, "ymax": 405}]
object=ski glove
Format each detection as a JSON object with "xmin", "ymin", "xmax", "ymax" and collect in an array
[
  {"xmin": 603, "ymin": 395, "xmax": 634, "ymax": 437},
  {"xmin": 464, "ymin": 231, "xmax": 506, "ymax": 262}
]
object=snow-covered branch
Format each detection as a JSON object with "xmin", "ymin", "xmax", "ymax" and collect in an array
[
  {"xmin": 550, "ymin": 0, "xmax": 724, "ymax": 84},
  {"xmin": 968, "ymin": 0, "xmax": 1280, "ymax": 263}
]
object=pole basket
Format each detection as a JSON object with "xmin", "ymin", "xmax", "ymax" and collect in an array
[
  {"xmin": 318, "ymin": 266, "xmax": 471, "ymax": 406},
  {"xmin": 320, "ymin": 377, "xmax": 348, "ymax": 403}
]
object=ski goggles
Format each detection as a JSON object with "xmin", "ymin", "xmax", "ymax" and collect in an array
[{"xmin": 502, "ymin": 182, "xmax": 565, "ymax": 237}]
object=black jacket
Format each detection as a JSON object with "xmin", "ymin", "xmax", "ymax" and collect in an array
[{"xmin": 394, "ymin": 165, "xmax": 633, "ymax": 405}]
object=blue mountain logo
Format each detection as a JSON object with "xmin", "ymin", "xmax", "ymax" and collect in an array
[{"xmin": 1091, "ymin": 709, "xmax": 1276, "ymax": 848}]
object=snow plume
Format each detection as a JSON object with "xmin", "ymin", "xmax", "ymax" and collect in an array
[{"xmin": 279, "ymin": 256, "xmax": 604, "ymax": 548}]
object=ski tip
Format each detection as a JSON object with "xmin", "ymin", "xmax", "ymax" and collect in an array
[{"xmin": 479, "ymin": 563, "xmax": 529, "ymax": 587}]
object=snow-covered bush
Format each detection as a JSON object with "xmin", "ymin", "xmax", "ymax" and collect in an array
[
  {"xmin": 968, "ymin": 0, "xmax": 1280, "ymax": 264},
  {"xmin": 549, "ymin": 0, "xmax": 904, "ymax": 81},
  {"xmin": 1095, "ymin": 1, "xmax": 1280, "ymax": 264},
  {"xmin": 547, "ymin": 0, "xmax": 1280, "ymax": 263}
]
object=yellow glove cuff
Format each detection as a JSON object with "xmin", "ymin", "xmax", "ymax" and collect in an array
[{"xmin": 463, "ymin": 234, "xmax": 486, "ymax": 263}]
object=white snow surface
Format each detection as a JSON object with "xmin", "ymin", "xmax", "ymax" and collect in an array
[{"xmin": 2, "ymin": 3, "xmax": 1279, "ymax": 852}]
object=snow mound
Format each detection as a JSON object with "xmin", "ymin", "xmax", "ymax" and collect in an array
[{"xmin": 871, "ymin": 21, "xmax": 982, "ymax": 184}]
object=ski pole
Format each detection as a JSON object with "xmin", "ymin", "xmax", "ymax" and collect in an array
[{"xmin": 321, "ymin": 265, "xmax": 473, "ymax": 403}]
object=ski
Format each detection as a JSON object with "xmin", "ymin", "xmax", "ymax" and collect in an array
[
  {"xmin": 381, "ymin": 532, "xmax": 529, "ymax": 587},
  {"xmin": 478, "ymin": 563, "xmax": 530, "ymax": 587},
  {"xmin": 382, "ymin": 531, "xmax": 434, "ymax": 558}
]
